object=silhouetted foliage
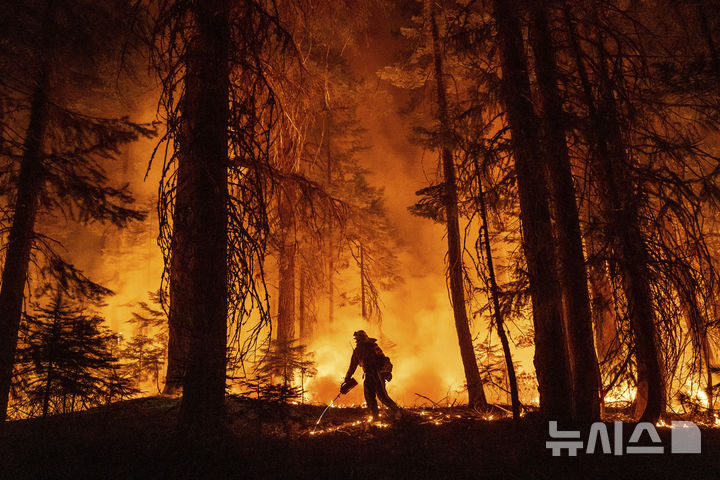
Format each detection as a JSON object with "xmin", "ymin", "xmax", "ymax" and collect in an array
[{"xmin": 11, "ymin": 289, "xmax": 135, "ymax": 419}]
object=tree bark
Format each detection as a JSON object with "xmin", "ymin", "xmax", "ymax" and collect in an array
[
  {"xmin": 426, "ymin": 0, "xmax": 487, "ymax": 408},
  {"xmin": 529, "ymin": 1, "xmax": 600, "ymax": 422},
  {"xmin": 163, "ymin": 211, "xmax": 191, "ymax": 395},
  {"xmin": 360, "ymin": 243, "xmax": 367, "ymax": 320},
  {"xmin": 476, "ymin": 166, "xmax": 521, "ymax": 420},
  {"xmin": 277, "ymin": 186, "xmax": 296, "ymax": 343},
  {"xmin": 563, "ymin": 3, "xmax": 665, "ymax": 423},
  {"xmin": 586, "ymin": 233, "xmax": 619, "ymax": 414},
  {"xmin": 0, "ymin": 62, "xmax": 52, "ymax": 422},
  {"xmin": 586, "ymin": 235, "xmax": 618, "ymax": 366},
  {"xmin": 491, "ymin": 0, "xmax": 572, "ymax": 420},
  {"xmin": 326, "ymin": 119, "xmax": 335, "ymax": 326},
  {"xmin": 176, "ymin": 0, "xmax": 230, "ymax": 429},
  {"xmin": 298, "ymin": 268, "xmax": 309, "ymax": 340}
]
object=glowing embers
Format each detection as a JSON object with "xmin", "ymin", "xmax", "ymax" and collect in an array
[
  {"xmin": 309, "ymin": 414, "xmax": 390, "ymax": 435},
  {"xmin": 308, "ymin": 407, "xmax": 510, "ymax": 436}
]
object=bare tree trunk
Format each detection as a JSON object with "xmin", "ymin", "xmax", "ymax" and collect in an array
[
  {"xmin": 360, "ymin": 243, "xmax": 367, "ymax": 320},
  {"xmin": 176, "ymin": 0, "xmax": 229, "ymax": 429},
  {"xmin": 426, "ymin": 1, "xmax": 487, "ymax": 408},
  {"xmin": 163, "ymin": 210, "xmax": 191, "ymax": 395},
  {"xmin": 529, "ymin": 1, "xmax": 600, "ymax": 422},
  {"xmin": 476, "ymin": 165, "xmax": 520, "ymax": 420},
  {"xmin": 0, "ymin": 61, "xmax": 52, "ymax": 422},
  {"xmin": 586, "ymin": 235, "xmax": 618, "ymax": 366},
  {"xmin": 491, "ymin": 0, "xmax": 572, "ymax": 420},
  {"xmin": 703, "ymin": 336, "xmax": 714, "ymax": 411},
  {"xmin": 277, "ymin": 186, "xmax": 296, "ymax": 343},
  {"xmin": 298, "ymin": 269, "xmax": 306, "ymax": 339},
  {"xmin": 326, "ymin": 126, "xmax": 335, "ymax": 326},
  {"xmin": 563, "ymin": 3, "xmax": 665, "ymax": 423},
  {"xmin": 586, "ymin": 233, "xmax": 619, "ymax": 415}
]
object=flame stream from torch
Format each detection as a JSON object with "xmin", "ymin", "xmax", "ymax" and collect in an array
[
  {"xmin": 313, "ymin": 393, "xmax": 341, "ymax": 433},
  {"xmin": 312, "ymin": 377, "xmax": 358, "ymax": 434}
]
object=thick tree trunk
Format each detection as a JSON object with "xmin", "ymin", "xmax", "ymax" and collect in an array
[
  {"xmin": 0, "ymin": 66, "xmax": 51, "ymax": 422},
  {"xmin": 586, "ymin": 233, "xmax": 619, "ymax": 415},
  {"xmin": 615, "ymin": 226, "xmax": 664, "ymax": 422},
  {"xmin": 491, "ymin": 0, "xmax": 572, "ymax": 420},
  {"xmin": 277, "ymin": 186, "xmax": 296, "ymax": 343},
  {"xmin": 586, "ymin": 235, "xmax": 618, "ymax": 366},
  {"xmin": 529, "ymin": 2, "xmax": 600, "ymax": 422},
  {"xmin": 476, "ymin": 168, "xmax": 521, "ymax": 420},
  {"xmin": 176, "ymin": 0, "xmax": 230, "ymax": 429},
  {"xmin": 563, "ymin": 4, "xmax": 665, "ymax": 423},
  {"xmin": 426, "ymin": 1, "xmax": 487, "ymax": 408},
  {"xmin": 163, "ymin": 210, "xmax": 191, "ymax": 395}
]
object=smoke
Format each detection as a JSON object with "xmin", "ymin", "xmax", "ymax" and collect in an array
[{"xmin": 43, "ymin": 9, "xmax": 535, "ymax": 408}]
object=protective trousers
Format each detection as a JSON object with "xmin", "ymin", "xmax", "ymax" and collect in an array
[{"xmin": 364, "ymin": 369, "xmax": 399, "ymax": 418}]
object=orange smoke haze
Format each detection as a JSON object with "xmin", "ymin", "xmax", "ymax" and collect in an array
[
  {"xmin": 296, "ymin": 77, "xmax": 536, "ymax": 407},
  {"xmin": 46, "ymin": 19, "xmax": 539, "ymax": 408}
]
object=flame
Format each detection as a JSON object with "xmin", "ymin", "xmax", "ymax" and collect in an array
[{"xmin": 604, "ymin": 382, "xmax": 637, "ymax": 405}]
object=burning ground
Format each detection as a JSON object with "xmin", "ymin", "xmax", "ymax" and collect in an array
[{"xmin": 2, "ymin": 395, "xmax": 720, "ymax": 479}]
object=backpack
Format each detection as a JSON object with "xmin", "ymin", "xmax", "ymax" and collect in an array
[{"xmin": 372, "ymin": 342, "xmax": 393, "ymax": 382}]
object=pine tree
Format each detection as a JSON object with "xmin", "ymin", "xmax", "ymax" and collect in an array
[
  {"xmin": 489, "ymin": 0, "xmax": 572, "ymax": 419},
  {"xmin": 123, "ymin": 292, "xmax": 167, "ymax": 393},
  {"xmin": 13, "ymin": 290, "xmax": 135, "ymax": 418},
  {"xmin": 0, "ymin": 0, "xmax": 152, "ymax": 421},
  {"xmin": 425, "ymin": 0, "xmax": 487, "ymax": 408}
]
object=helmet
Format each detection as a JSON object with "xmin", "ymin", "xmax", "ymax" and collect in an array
[{"xmin": 353, "ymin": 330, "xmax": 369, "ymax": 341}]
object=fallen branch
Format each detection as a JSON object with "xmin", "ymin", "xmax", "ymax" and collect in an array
[{"xmin": 414, "ymin": 393, "xmax": 441, "ymax": 408}]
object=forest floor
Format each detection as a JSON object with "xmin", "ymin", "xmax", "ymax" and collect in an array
[{"xmin": 2, "ymin": 395, "xmax": 719, "ymax": 479}]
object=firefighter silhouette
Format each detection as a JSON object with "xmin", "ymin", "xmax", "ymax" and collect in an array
[{"xmin": 342, "ymin": 330, "xmax": 401, "ymax": 419}]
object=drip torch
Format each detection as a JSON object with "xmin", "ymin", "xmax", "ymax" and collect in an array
[{"xmin": 312, "ymin": 377, "xmax": 358, "ymax": 433}]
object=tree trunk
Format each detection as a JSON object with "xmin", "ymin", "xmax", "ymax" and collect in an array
[
  {"xmin": 176, "ymin": 0, "xmax": 230, "ymax": 429},
  {"xmin": 298, "ymin": 268, "xmax": 310, "ymax": 340},
  {"xmin": 360, "ymin": 243, "xmax": 367, "ymax": 320},
  {"xmin": 0, "ymin": 63, "xmax": 52, "ymax": 422},
  {"xmin": 43, "ymin": 295, "xmax": 62, "ymax": 418},
  {"xmin": 563, "ymin": 4, "xmax": 665, "ymax": 423},
  {"xmin": 476, "ymin": 166, "xmax": 521, "ymax": 420},
  {"xmin": 277, "ymin": 186, "xmax": 296, "ymax": 343},
  {"xmin": 163, "ymin": 219, "xmax": 191, "ymax": 395},
  {"xmin": 491, "ymin": 0, "xmax": 572, "ymax": 420},
  {"xmin": 326, "ymin": 125, "xmax": 335, "ymax": 326},
  {"xmin": 679, "ymin": 283, "xmax": 713, "ymax": 412},
  {"xmin": 703, "ymin": 336, "xmax": 714, "ymax": 411},
  {"xmin": 586, "ymin": 235, "xmax": 618, "ymax": 366},
  {"xmin": 529, "ymin": 1, "xmax": 600, "ymax": 422},
  {"xmin": 426, "ymin": 1, "xmax": 487, "ymax": 408},
  {"xmin": 586, "ymin": 233, "xmax": 619, "ymax": 415}
]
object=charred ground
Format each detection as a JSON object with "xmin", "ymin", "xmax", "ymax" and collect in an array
[{"xmin": 2, "ymin": 396, "xmax": 719, "ymax": 479}]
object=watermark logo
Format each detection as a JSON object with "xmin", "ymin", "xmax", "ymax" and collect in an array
[{"xmin": 546, "ymin": 420, "xmax": 701, "ymax": 456}]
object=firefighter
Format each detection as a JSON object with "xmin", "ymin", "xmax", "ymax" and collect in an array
[{"xmin": 342, "ymin": 330, "xmax": 401, "ymax": 419}]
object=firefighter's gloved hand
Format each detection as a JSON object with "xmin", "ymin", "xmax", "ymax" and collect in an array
[{"xmin": 340, "ymin": 377, "xmax": 357, "ymax": 394}]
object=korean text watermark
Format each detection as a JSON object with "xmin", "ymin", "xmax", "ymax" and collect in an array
[{"xmin": 546, "ymin": 420, "xmax": 701, "ymax": 456}]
